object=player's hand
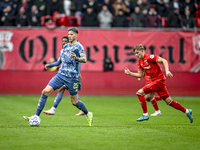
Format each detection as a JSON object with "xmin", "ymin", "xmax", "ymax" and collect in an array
[
  {"xmin": 79, "ymin": 74, "xmax": 83, "ymax": 81},
  {"xmin": 124, "ymin": 67, "xmax": 131, "ymax": 75},
  {"xmin": 45, "ymin": 64, "xmax": 50, "ymax": 70},
  {"xmin": 166, "ymin": 71, "xmax": 173, "ymax": 78},
  {"xmin": 71, "ymin": 52, "xmax": 77, "ymax": 60}
]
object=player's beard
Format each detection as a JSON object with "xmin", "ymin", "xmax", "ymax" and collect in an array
[{"xmin": 69, "ymin": 37, "xmax": 75, "ymax": 44}]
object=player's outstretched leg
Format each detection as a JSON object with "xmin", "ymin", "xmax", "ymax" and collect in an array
[
  {"xmin": 167, "ymin": 99, "xmax": 193, "ymax": 123},
  {"xmin": 75, "ymin": 95, "xmax": 85, "ymax": 116},
  {"xmin": 35, "ymin": 94, "xmax": 48, "ymax": 116},
  {"xmin": 73, "ymin": 97, "xmax": 93, "ymax": 126},
  {"xmin": 150, "ymin": 97, "xmax": 162, "ymax": 116},
  {"xmin": 136, "ymin": 92, "xmax": 149, "ymax": 121},
  {"xmin": 43, "ymin": 92, "xmax": 64, "ymax": 115},
  {"xmin": 23, "ymin": 94, "xmax": 48, "ymax": 122}
]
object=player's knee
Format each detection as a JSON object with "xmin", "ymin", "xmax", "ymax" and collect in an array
[
  {"xmin": 145, "ymin": 96, "xmax": 151, "ymax": 102},
  {"xmin": 42, "ymin": 89, "xmax": 50, "ymax": 96},
  {"xmin": 71, "ymin": 98, "xmax": 78, "ymax": 105},
  {"xmin": 136, "ymin": 91, "xmax": 144, "ymax": 96}
]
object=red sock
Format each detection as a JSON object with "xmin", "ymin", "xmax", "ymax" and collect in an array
[
  {"xmin": 137, "ymin": 92, "xmax": 147, "ymax": 113},
  {"xmin": 150, "ymin": 97, "xmax": 159, "ymax": 111},
  {"xmin": 167, "ymin": 100, "xmax": 186, "ymax": 113},
  {"xmin": 155, "ymin": 96, "xmax": 162, "ymax": 101}
]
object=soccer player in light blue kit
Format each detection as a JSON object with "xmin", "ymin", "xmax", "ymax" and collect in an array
[
  {"xmin": 43, "ymin": 36, "xmax": 84, "ymax": 116},
  {"xmin": 23, "ymin": 28, "xmax": 93, "ymax": 126}
]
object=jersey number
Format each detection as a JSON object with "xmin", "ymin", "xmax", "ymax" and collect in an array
[{"xmin": 73, "ymin": 82, "xmax": 78, "ymax": 91}]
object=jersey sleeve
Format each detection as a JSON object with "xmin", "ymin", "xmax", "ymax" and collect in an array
[
  {"xmin": 49, "ymin": 50, "xmax": 62, "ymax": 67},
  {"xmin": 49, "ymin": 57, "xmax": 61, "ymax": 67},
  {"xmin": 78, "ymin": 43, "xmax": 85, "ymax": 54}
]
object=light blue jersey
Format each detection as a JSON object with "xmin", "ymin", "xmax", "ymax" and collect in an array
[{"xmin": 50, "ymin": 41, "xmax": 85, "ymax": 79}]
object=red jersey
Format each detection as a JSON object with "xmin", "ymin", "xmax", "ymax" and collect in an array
[
  {"xmin": 145, "ymin": 74, "xmax": 151, "ymax": 84},
  {"xmin": 138, "ymin": 53, "xmax": 166, "ymax": 81}
]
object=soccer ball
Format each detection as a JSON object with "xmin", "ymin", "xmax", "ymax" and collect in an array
[{"xmin": 29, "ymin": 115, "xmax": 41, "ymax": 127}]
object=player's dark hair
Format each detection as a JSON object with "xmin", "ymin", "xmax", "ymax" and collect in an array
[
  {"xmin": 62, "ymin": 36, "xmax": 68, "ymax": 41},
  {"xmin": 133, "ymin": 44, "xmax": 145, "ymax": 52},
  {"xmin": 68, "ymin": 27, "xmax": 78, "ymax": 34}
]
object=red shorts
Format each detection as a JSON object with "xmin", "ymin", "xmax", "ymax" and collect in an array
[{"xmin": 142, "ymin": 79, "xmax": 169, "ymax": 100}]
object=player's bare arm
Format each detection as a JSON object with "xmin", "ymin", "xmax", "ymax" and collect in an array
[
  {"xmin": 157, "ymin": 57, "xmax": 173, "ymax": 78},
  {"xmin": 138, "ymin": 70, "xmax": 144, "ymax": 81},
  {"xmin": 71, "ymin": 52, "xmax": 87, "ymax": 63},
  {"xmin": 124, "ymin": 67, "xmax": 143, "ymax": 78}
]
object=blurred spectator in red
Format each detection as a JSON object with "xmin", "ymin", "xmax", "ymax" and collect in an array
[
  {"xmin": 15, "ymin": 7, "xmax": 29, "ymax": 28},
  {"xmin": 168, "ymin": 0, "xmax": 183, "ymax": 15},
  {"xmin": 101, "ymin": 0, "xmax": 114, "ymax": 15},
  {"xmin": 181, "ymin": 8, "xmax": 197, "ymax": 32},
  {"xmin": 55, "ymin": 12, "xmax": 71, "ymax": 27},
  {"xmin": 98, "ymin": 5, "xmax": 112, "ymax": 28},
  {"xmin": 17, "ymin": 0, "xmax": 32, "ymax": 14},
  {"xmin": 81, "ymin": 6, "xmax": 98, "ymax": 26},
  {"xmin": 139, "ymin": 0, "xmax": 151, "ymax": 17},
  {"xmin": 167, "ymin": 8, "xmax": 181, "ymax": 28},
  {"xmin": 34, "ymin": 0, "xmax": 48, "ymax": 17},
  {"xmin": 156, "ymin": 0, "xmax": 168, "ymax": 17},
  {"xmin": 1, "ymin": 5, "xmax": 14, "ymax": 26},
  {"xmin": 82, "ymin": 0, "xmax": 100, "ymax": 14},
  {"xmin": 129, "ymin": 5, "xmax": 145, "ymax": 27},
  {"xmin": 182, "ymin": 0, "xmax": 196, "ymax": 17},
  {"xmin": 113, "ymin": 0, "xmax": 127, "ymax": 16},
  {"xmin": 62, "ymin": 0, "xmax": 76, "ymax": 16},
  {"xmin": 0, "ymin": 0, "xmax": 13, "ymax": 17},
  {"xmin": 46, "ymin": 0, "xmax": 64, "ymax": 18},
  {"xmin": 112, "ymin": 9, "xmax": 128, "ymax": 27},
  {"xmin": 123, "ymin": 0, "xmax": 135, "ymax": 16},
  {"xmin": 145, "ymin": 7, "xmax": 159, "ymax": 27},
  {"xmin": 44, "ymin": 18, "xmax": 57, "ymax": 29},
  {"xmin": 27, "ymin": 5, "xmax": 41, "ymax": 27}
]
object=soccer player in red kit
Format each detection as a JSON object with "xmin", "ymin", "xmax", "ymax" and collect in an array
[{"xmin": 125, "ymin": 44, "xmax": 193, "ymax": 123}]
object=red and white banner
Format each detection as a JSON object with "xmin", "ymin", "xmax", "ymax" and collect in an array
[{"xmin": 0, "ymin": 29, "xmax": 199, "ymax": 72}]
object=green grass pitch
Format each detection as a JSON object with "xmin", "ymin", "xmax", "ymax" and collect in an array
[{"xmin": 0, "ymin": 95, "xmax": 200, "ymax": 150}]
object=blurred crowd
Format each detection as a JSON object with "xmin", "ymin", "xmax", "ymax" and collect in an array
[{"xmin": 0, "ymin": 0, "xmax": 199, "ymax": 31}]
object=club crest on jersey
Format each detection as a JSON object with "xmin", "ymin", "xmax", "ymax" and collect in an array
[
  {"xmin": 144, "ymin": 60, "xmax": 148, "ymax": 65},
  {"xmin": 150, "ymin": 55, "xmax": 154, "ymax": 59}
]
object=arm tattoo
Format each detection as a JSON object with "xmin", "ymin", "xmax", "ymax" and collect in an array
[{"xmin": 78, "ymin": 53, "xmax": 87, "ymax": 63}]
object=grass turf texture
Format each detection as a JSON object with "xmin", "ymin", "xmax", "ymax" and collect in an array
[{"xmin": 0, "ymin": 95, "xmax": 199, "ymax": 150}]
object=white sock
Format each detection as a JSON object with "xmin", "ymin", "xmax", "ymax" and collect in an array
[
  {"xmin": 143, "ymin": 113, "xmax": 148, "ymax": 116},
  {"xmin": 86, "ymin": 112, "xmax": 90, "ymax": 117},
  {"xmin": 185, "ymin": 109, "xmax": 189, "ymax": 114},
  {"xmin": 51, "ymin": 107, "xmax": 56, "ymax": 112}
]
